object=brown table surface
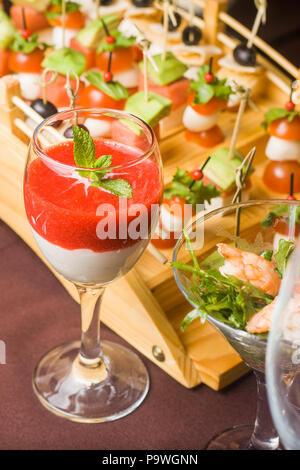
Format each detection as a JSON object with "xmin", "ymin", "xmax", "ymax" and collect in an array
[{"xmin": 0, "ymin": 221, "xmax": 256, "ymax": 450}]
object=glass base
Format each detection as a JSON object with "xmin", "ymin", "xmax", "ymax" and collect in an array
[
  {"xmin": 32, "ymin": 340, "xmax": 149, "ymax": 423},
  {"xmin": 206, "ymin": 425, "xmax": 255, "ymax": 450}
]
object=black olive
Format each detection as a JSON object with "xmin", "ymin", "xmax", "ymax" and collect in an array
[
  {"xmin": 161, "ymin": 12, "xmax": 182, "ymax": 32},
  {"xmin": 132, "ymin": 0, "xmax": 154, "ymax": 7},
  {"xmin": 100, "ymin": 0, "xmax": 114, "ymax": 5},
  {"xmin": 182, "ymin": 25, "xmax": 202, "ymax": 46},
  {"xmin": 64, "ymin": 124, "xmax": 89, "ymax": 139},
  {"xmin": 233, "ymin": 43, "xmax": 256, "ymax": 67},
  {"xmin": 49, "ymin": 120, "xmax": 63, "ymax": 129},
  {"xmin": 31, "ymin": 99, "xmax": 58, "ymax": 119}
]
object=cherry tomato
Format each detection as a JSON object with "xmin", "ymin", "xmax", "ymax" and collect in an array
[
  {"xmin": 263, "ymin": 160, "xmax": 300, "ymax": 193},
  {"xmin": 185, "ymin": 125, "xmax": 224, "ymax": 148},
  {"xmin": 0, "ymin": 50, "xmax": 11, "ymax": 77},
  {"xmin": 40, "ymin": 73, "xmax": 85, "ymax": 108},
  {"xmin": 80, "ymin": 84, "xmax": 126, "ymax": 109},
  {"xmin": 8, "ymin": 49, "xmax": 44, "ymax": 74},
  {"xmin": 187, "ymin": 91, "xmax": 227, "ymax": 115},
  {"xmin": 272, "ymin": 217, "xmax": 300, "ymax": 236},
  {"xmin": 47, "ymin": 8, "xmax": 85, "ymax": 29},
  {"xmin": 69, "ymin": 37, "xmax": 96, "ymax": 70},
  {"xmin": 269, "ymin": 116, "xmax": 300, "ymax": 141},
  {"xmin": 96, "ymin": 47, "xmax": 135, "ymax": 73},
  {"xmin": 192, "ymin": 169, "xmax": 203, "ymax": 180},
  {"xmin": 285, "ymin": 101, "xmax": 295, "ymax": 111}
]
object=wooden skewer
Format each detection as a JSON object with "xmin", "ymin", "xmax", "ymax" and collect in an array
[
  {"xmin": 247, "ymin": 0, "xmax": 267, "ymax": 49},
  {"xmin": 154, "ymin": 1, "xmax": 205, "ymax": 30},
  {"xmin": 11, "ymin": 95, "xmax": 64, "ymax": 142},
  {"xmin": 228, "ymin": 88, "xmax": 250, "ymax": 160},
  {"xmin": 162, "ymin": 0, "xmax": 169, "ymax": 61},
  {"xmin": 147, "ymin": 242, "xmax": 168, "ymax": 265},
  {"xmin": 62, "ymin": 0, "xmax": 66, "ymax": 49}
]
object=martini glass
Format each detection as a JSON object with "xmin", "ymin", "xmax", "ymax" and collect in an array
[
  {"xmin": 23, "ymin": 108, "xmax": 163, "ymax": 423},
  {"xmin": 172, "ymin": 199, "xmax": 300, "ymax": 450},
  {"xmin": 266, "ymin": 238, "xmax": 300, "ymax": 449}
]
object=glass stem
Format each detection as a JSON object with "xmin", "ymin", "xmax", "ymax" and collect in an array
[
  {"xmin": 249, "ymin": 371, "xmax": 279, "ymax": 450},
  {"xmin": 77, "ymin": 285, "xmax": 105, "ymax": 367}
]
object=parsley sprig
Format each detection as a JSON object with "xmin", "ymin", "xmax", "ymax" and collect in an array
[
  {"xmin": 73, "ymin": 126, "xmax": 132, "ymax": 198},
  {"xmin": 261, "ymin": 107, "xmax": 299, "ymax": 131},
  {"xmin": 190, "ymin": 65, "xmax": 233, "ymax": 105},
  {"xmin": 164, "ymin": 168, "xmax": 220, "ymax": 209},
  {"xmin": 85, "ymin": 70, "xmax": 129, "ymax": 101},
  {"xmin": 10, "ymin": 32, "xmax": 48, "ymax": 54}
]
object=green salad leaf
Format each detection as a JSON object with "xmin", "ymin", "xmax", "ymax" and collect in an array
[
  {"xmin": 73, "ymin": 126, "xmax": 132, "ymax": 198},
  {"xmin": 46, "ymin": 0, "xmax": 80, "ymax": 19},
  {"xmin": 85, "ymin": 70, "xmax": 129, "ymax": 101},
  {"xmin": 164, "ymin": 168, "xmax": 221, "ymax": 209},
  {"xmin": 10, "ymin": 32, "xmax": 48, "ymax": 54},
  {"xmin": 261, "ymin": 204, "xmax": 300, "ymax": 228},
  {"xmin": 190, "ymin": 65, "xmax": 233, "ymax": 105},
  {"xmin": 42, "ymin": 47, "xmax": 86, "ymax": 76},
  {"xmin": 261, "ymin": 107, "xmax": 299, "ymax": 131},
  {"xmin": 274, "ymin": 239, "xmax": 295, "ymax": 278}
]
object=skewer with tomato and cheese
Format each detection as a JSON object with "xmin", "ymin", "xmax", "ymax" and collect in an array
[
  {"xmin": 94, "ymin": 25, "xmax": 139, "ymax": 92},
  {"xmin": 46, "ymin": 0, "xmax": 86, "ymax": 49},
  {"xmin": 80, "ymin": 69, "xmax": 128, "ymax": 137},
  {"xmin": 138, "ymin": 51, "xmax": 189, "ymax": 134},
  {"xmin": 183, "ymin": 62, "xmax": 233, "ymax": 147},
  {"xmin": 70, "ymin": 13, "xmax": 120, "ymax": 70},
  {"xmin": 262, "ymin": 99, "xmax": 300, "ymax": 194},
  {"xmin": 0, "ymin": 10, "xmax": 16, "ymax": 77},
  {"xmin": 8, "ymin": 29, "xmax": 47, "ymax": 101},
  {"xmin": 39, "ymin": 46, "xmax": 86, "ymax": 108},
  {"xmin": 152, "ymin": 160, "xmax": 220, "ymax": 249}
]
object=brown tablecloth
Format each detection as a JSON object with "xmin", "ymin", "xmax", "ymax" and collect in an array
[{"xmin": 0, "ymin": 221, "xmax": 256, "ymax": 450}]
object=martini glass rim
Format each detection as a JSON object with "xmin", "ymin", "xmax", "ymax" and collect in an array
[{"xmin": 172, "ymin": 198, "xmax": 300, "ymax": 343}]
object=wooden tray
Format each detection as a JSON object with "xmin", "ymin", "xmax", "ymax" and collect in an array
[{"xmin": 0, "ymin": 0, "xmax": 299, "ymax": 390}]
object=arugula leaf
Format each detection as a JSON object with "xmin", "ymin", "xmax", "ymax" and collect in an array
[
  {"xmin": 72, "ymin": 126, "xmax": 132, "ymax": 198},
  {"xmin": 42, "ymin": 47, "xmax": 86, "ymax": 76},
  {"xmin": 164, "ymin": 168, "xmax": 221, "ymax": 209},
  {"xmin": 97, "ymin": 29, "xmax": 136, "ymax": 54},
  {"xmin": 85, "ymin": 70, "xmax": 129, "ymax": 101},
  {"xmin": 172, "ymin": 231, "xmax": 274, "ymax": 332},
  {"xmin": 261, "ymin": 107, "xmax": 299, "ymax": 131},
  {"xmin": 190, "ymin": 65, "xmax": 233, "ymax": 105},
  {"xmin": 274, "ymin": 239, "xmax": 295, "ymax": 278}
]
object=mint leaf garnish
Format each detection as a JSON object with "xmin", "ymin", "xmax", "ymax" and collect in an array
[
  {"xmin": 261, "ymin": 107, "xmax": 299, "ymax": 131},
  {"xmin": 97, "ymin": 30, "xmax": 136, "ymax": 54},
  {"xmin": 10, "ymin": 32, "xmax": 48, "ymax": 54},
  {"xmin": 72, "ymin": 126, "xmax": 133, "ymax": 198},
  {"xmin": 274, "ymin": 239, "xmax": 295, "ymax": 278},
  {"xmin": 190, "ymin": 65, "xmax": 233, "ymax": 105},
  {"xmin": 85, "ymin": 70, "xmax": 129, "ymax": 101}
]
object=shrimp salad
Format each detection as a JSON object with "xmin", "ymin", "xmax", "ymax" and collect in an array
[{"xmin": 173, "ymin": 232, "xmax": 296, "ymax": 336}]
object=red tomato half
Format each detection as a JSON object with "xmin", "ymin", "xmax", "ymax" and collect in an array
[
  {"xmin": 70, "ymin": 37, "xmax": 96, "ymax": 70},
  {"xmin": 273, "ymin": 217, "xmax": 300, "ymax": 236},
  {"xmin": 80, "ymin": 84, "xmax": 126, "ymax": 109},
  {"xmin": 96, "ymin": 47, "xmax": 135, "ymax": 73},
  {"xmin": 187, "ymin": 92, "xmax": 227, "ymax": 115},
  {"xmin": 0, "ymin": 50, "xmax": 10, "ymax": 77},
  {"xmin": 10, "ymin": 5, "xmax": 49, "ymax": 33},
  {"xmin": 263, "ymin": 160, "xmax": 300, "ymax": 193},
  {"xmin": 185, "ymin": 125, "xmax": 224, "ymax": 148},
  {"xmin": 47, "ymin": 7, "xmax": 85, "ymax": 29},
  {"xmin": 269, "ymin": 116, "xmax": 300, "ymax": 141},
  {"xmin": 8, "ymin": 49, "xmax": 44, "ymax": 73},
  {"xmin": 40, "ymin": 73, "xmax": 85, "ymax": 108}
]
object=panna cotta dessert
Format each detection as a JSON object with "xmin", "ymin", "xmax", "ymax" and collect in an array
[{"xmin": 24, "ymin": 136, "xmax": 162, "ymax": 285}]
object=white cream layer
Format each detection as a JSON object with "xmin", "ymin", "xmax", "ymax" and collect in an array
[{"xmin": 32, "ymin": 228, "xmax": 148, "ymax": 284}]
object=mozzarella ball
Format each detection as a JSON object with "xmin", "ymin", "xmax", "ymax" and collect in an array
[
  {"xmin": 16, "ymin": 73, "xmax": 41, "ymax": 101},
  {"xmin": 183, "ymin": 105, "xmax": 219, "ymax": 132},
  {"xmin": 265, "ymin": 136, "xmax": 300, "ymax": 161}
]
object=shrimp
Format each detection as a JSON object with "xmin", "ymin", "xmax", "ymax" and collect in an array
[
  {"xmin": 217, "ymin": 243, "xmax": 281, "ymax": 297},
  {"xmin": 246, "ymin": 293, "xmax": 300, "ymax": 335},
  {"xmin": 246, "ymin": 298, "xmax": 277, "ymax": 334}
]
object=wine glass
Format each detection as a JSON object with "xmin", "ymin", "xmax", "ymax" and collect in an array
[
  {"xmin": 266, "ymin": 238, "xmax": 300, "ymax": 449},
  {"xmin": 23, "ymin": 108, "xmax": 163, "ymax": 423},
  {"xmin": 172, "ymin": 199, "xmax": 300, "ymax": 450}
]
